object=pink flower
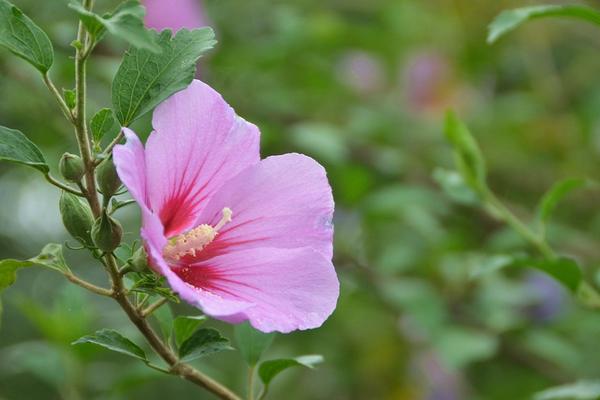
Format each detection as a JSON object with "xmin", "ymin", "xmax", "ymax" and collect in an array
[
  {"xmin": 113, "ymin": 80, "xmax": 339, "ymax": 333},
  {"xmin": 142, "ymin": 0, "xmax": 208, "ymax": 32}
]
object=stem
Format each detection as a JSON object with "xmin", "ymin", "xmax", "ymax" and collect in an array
[
  {"xmin": 140, "ymin": 297, "xmax": 168, "ymax": 317},
  {"xmin": 99, "ymin": 130, "xmax": 124, "ymax": 163},
  {"xmin": 74, "ymin": 0, "xmax": 101, "ymax": 216},
  {"xmin": 247, "ymin": 365, "xmax": 256, "ymax": 400},
  {"xmin": 103, "ymin": 254, "xmax": 241, "ymax": 400},
  {"xmin": 44, "ymin": 173, "xmax": 85, "ymax": 197},
  {"xmin": 42, "ymin": 73, "xmax": 74, "ymax": 123},
  {"xmin": 482, "ymin": 189, "xmax": 556, "ymax": 259},
  {"xmin": 64, "ymin": 272, "xmax": 112, "ymax": 297}
]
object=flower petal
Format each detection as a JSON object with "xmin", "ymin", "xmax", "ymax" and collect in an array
[
  {"xmin": 143, "ymin": 0, "xmax": 208, "ymax": 32},
  {"xmin": 113, "ymin": 128, "xmax": 148, "ymax": 207},
  {"xmin": 174, "ymin": 247, "xmax": 339, "ymax": 333},
  {"xmin": 145, "ymin": 80, "xmax": 260, "ymax": 237},
  {"xmin": 197, "ymin": 153, "xmax": 334, "ymax": 259}
]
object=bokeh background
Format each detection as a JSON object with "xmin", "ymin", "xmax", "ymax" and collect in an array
[{"xmin": 3, "ymin": 0, "xmax": 600, "ymax": 399}]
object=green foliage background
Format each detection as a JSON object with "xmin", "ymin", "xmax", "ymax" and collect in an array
[{"xmin": 3, "ymin": 0, "xmax": 600, "ymax": 399}]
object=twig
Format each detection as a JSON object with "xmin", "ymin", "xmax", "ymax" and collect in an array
[
  {"xmin": 42, "ymin": 73, "xmax": 74, "ymax": 124},
  {"xmin": 140, "ymin": 297, "xmax": 168, "ymax": 318},
  {"xmin": 44, "ymin": 173, "xmax": 85, "ymax": 197},
  {"xmin": 64, "ymin": 272, "xmax": 113, "ymax": 297}
]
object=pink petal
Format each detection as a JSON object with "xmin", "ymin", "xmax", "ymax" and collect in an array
[
  {"xmin": 143, "ymin": 0, "xmax": 208, "ymax": 32},
  {"xmin": 145, "ymin": 80, "xmax": 260, "ymax": 237},
  {"xmin": 196, "ymin": 153, "xmax": 334, "ymax": 260},
  {"xmin": 113, "ymin": 128, "xmax": 148, "ymax": 207},
  {"xmin": 174, "ymin": 247, "xmax": 339, "ymax": 333}
]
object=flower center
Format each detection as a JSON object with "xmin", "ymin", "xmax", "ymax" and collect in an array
[{"xmin": 163, "ymin": 207, "xmax": 232, "ymax": 261}]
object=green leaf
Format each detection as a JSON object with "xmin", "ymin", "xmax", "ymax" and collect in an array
[
  {"xmin": 112, "ymin": 28, "xmax": 216, "ymax": 126},
  {"xmin": 152, "ymin": 301, "xmax": 173, "ymax": 340},
  {"xmin": 0, "ymin": 259, "xmax": 33, "ymax": 292},
  {"xmin": 234, "ymin": 322, "xmax": 275, "ymax": 366},
  {"xmin": 72, "ymin": 329, "xmax": 147, "ymax": 361},
  {"xmin": 0, "ymin": 126, "xmax": 48, "ymax": 173},
  {"xmin": 432, "ymin": 168, "xmax": 479, "ymax": 205},
  {"xmin": 258, "ymin": 355, "xmax": 323, "ymax": 391},
  {"xmin": 69, "ymin": 0, "xmax": 160, "ymax": 52},
  {"xmin": 0, "ymin": 244, "xmax": 70, "ymax": 293},
  {"xmin": 488, "ymin": 5, "xmax": 600, "ymax": 44},
  {"xmin": 63, "ymin": 89, "xmax": 76, "ymax": 109},
  {"xmin": 443, "ymin": 111, "xmax": 486, "ymax": 193},
  {"xmin": 178, "ymin": 328, "xmax": 233, "ymax": 362},
  {"xmin": 534, "ymin": 380, "xmax": 600, "ymax": 400},
  {"xmin": 29, "ymin": 243, "xmax": 70, "ymax": 274},
  {"xmin": 173, "ymin": 315, "xmax": 206, "ymax": 347},
  {"xmin": 0, "ymin": 0, "xmax": 54, "ymax": 73},
  {"xmin": 536, "ymin": 178, "xmax": 591, "ymax": 234},
  {"xmin": 90, "ymin": 108, "xmax": 119, "ymax": 145},
  {"xmin": 470, "ymin": 254, "xmax": 582, "ymax": 293}
]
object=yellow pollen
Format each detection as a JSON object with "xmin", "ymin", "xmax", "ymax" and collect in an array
[{"xmin": 163, "ymin": 207, "xmax": 233, "ymax": 261}]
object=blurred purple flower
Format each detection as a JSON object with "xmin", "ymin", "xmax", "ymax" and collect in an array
[
  {"xmin": 524, "ymin": 271, "xmax": 565, "ymax": 323},
  {"xmin": 143, "ymin": 0, "xmax": 208, "ymax": 32},
  {"xmin": 417, "ymin": 352, "xmax": 464, "ymax": 400},
  {"xmin": 338, "ymin": 51, "xmax": 384, "ymax": 95},
  {"xmin": 403, "ymin": 51, "xmax": 451, "ymax": 112}
]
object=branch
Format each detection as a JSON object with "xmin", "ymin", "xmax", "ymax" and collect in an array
[
  {"xmin": 42, "ymin": 73, "xmax": 74, "ymax": 124},
  {"xmin": 44, "ymin": 173, "xmax": 85, "ymax": 197},
  {"xmin": 63, "ymin": 271, "xmax": 113, "ymax": 297},
  {"xmin": 140, "ymin": 297, "xmax": 168, "ymax": 318},
  {"xmin": 103, "ymin": 254, "xmax": 241, "ymax": 400}
]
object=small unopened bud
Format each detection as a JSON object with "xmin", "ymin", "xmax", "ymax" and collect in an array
[
  {"xmin": 59, "ymin": 191, "xmax": 94, "ymax": 247},
  {"xmin": 92, "ymin": 211, "xmax": 123, "ymax": 252},
  {"xmin": 96, "ymin": 157, "xmax": 121, "ymax": 198},
  {"xmin": 127, "ymin": 247, "xmax": 148, "ymax": 272},
  {"xmin": 59, "ymin": 153, "xmax": 85, "ymax": 183}
]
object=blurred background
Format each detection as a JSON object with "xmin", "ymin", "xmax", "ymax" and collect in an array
[{"xmin": 3, "ymin": 0, "xmax": 600, "ymax": 399}]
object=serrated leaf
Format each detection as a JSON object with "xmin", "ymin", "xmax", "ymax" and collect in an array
[
  {"xmin": 536, "ymin": 178, "xmax": 591, "ymax": 234},
  {"xmin": 69, "ymin": 0, "xmax": 159, "ymax": 52},
  {"xmin": 0, "ymin": 126, "xmax": 48, "ymax": 173},
  {"xmin": 0, "ymin": 244, "xmax": 70, "ymax": 293},
  {"xmin": 534, "ymin": 380, "xmax": 600, "ymax": 400},
  {"xmin": 234, "ymin": 322, "xmax": 275, "ymax": 366},
  {"xmin": 90, "ymin": 108, "xmax": 119, "ymax": 145},
  {"xmin": 443, "ymin": 111, "xmax": 486, "ymax": 193},
  {"xmin": 488, "ymin": 5, "xmax": 600, "ymax": 44},
  {"xmin": 72, "ymin": 329, "xmax": 147, "ymax": 361},
  {"xmin": 0, "ymin": 0, "xmax": 54, "ymax": 73},
  {"xmin": 258, "ymin": 355, "xmax": 323, "ymax": 390},
  {"xmin": 178, "ymin": 328, "xmax": 232, "ymax": 362},
  {"xmin": 112, "ymin": 28, "xmax": 216, "ymax": 125},
  {"xmin": 173, "ymin": 315, "xmax": 206, "ymax": 347}
]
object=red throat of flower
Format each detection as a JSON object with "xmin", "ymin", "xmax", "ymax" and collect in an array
[{"xmin": 163, "ymin": 207, "xmax": 232, "ymax": 262}]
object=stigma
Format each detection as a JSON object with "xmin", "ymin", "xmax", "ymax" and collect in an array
[{"xmin": 163, "ymin": 208, "xmax": 232, "ymax": 261}]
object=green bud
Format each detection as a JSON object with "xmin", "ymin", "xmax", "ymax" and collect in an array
[
  {"xmin": 96, "ymin": 157, "xmax": 121, "ymax": 198},
  {"xmin": 59, "ymin": 191, "xmax": 94, "ymax": 247},
  {"xmin": 92, "ymin": 211, "xmax": 123, "ymax": 253},
  {"xmin": 127, "ymin": 247, "xmax": 149, "ymax": 272},
  {"xmin": 59, "ymin": 153, "xmax": 85, "ymax": 183}
]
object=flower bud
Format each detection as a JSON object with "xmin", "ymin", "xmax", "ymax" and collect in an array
[
  {"xmin": 59, "ymin": 153, "xmax": 85, "ymax": 183},
  {"xmin": 96, "ymin": 157, "xmax": 121, "ymax": 198},
  {"xmin": 127, "ymin": 247, "xmax": 149, "ymax": 272},
  {"xmin": 59, "ymin": 191, "xmax": 94, "ymax": 247},
  {"xmin": 91, "ymin": 211, "xmax": 123, "ymax": 252}
]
